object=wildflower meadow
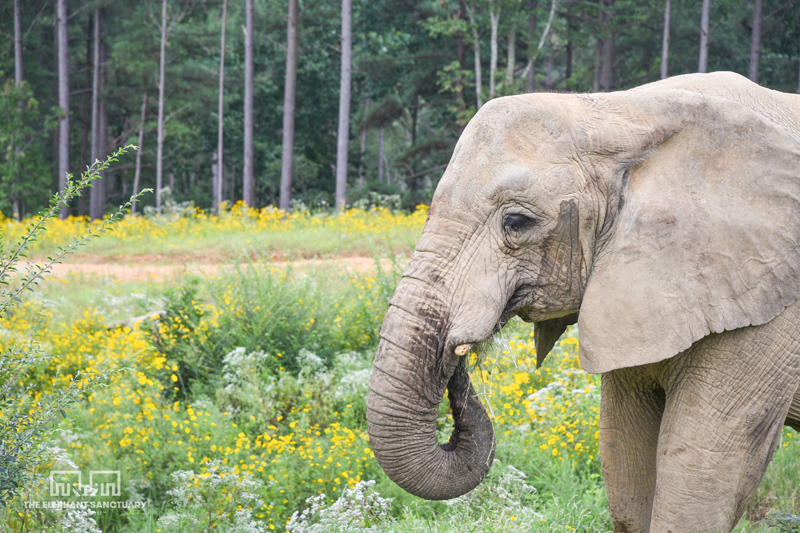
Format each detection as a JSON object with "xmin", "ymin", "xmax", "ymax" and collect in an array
[{"xmin": 1, "ymin": 202, "xmax": 798, "ymax": 533}]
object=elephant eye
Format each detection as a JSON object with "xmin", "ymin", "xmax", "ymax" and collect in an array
[{"xmin": 503, "ymin": 213, "xmax": 536, "ymax": 236}]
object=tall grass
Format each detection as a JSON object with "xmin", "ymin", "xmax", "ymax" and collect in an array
[
  {"xmin": 2, "ymin": 247, "xmax": 798, "ymax": 532},
  {"xmin": 150, "ymin": 258, "xmax": 401, "ymax": 392}
]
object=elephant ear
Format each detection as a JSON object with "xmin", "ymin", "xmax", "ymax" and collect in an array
[
  {"xmin": 578, "ymin": 93, "xmax": 800, "ymax": 374},
  {"xmin": 534, "ymin": 314, "xmax": 578, "ymax": 368}
]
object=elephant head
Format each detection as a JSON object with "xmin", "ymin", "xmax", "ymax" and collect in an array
[{"xmin": 366, "ymin": 72, "xmax": 800, "ymax": 500}]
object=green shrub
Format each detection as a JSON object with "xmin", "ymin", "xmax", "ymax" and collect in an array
[
  {"xmin": 0, "ymin": 147, "xmax": 146, "ymax": 530},
  {"xmin": 149, "ymin": 259, "xmax": 401, "ymax": 394}
]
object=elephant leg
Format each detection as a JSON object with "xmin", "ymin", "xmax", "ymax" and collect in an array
[
  {"xmin": 649, "ymin": 307, "xmax": 800, "ymax": 533},
  {"xmin": 786, "ymin": 384, "xmax": 800, "ymax": 431},
  {"xmin": 600, "ymin": 367, "xmax": 665, "ymax": 533}
]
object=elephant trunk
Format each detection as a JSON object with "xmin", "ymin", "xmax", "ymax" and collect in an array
[{"xmin": 366, "ymin": 278, "xmax": 495, "ymax": 500}]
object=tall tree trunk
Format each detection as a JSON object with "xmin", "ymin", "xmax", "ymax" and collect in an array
[
  {"xmin": 410, "ymin": 95, "xmax": 418, "ymax": 192},
  {"xmin": 601, "ymin": 35, "xmax": 613, "ymax": 91},
  {"xmin": 228, "ymin": 164, "xmax": 234, "ymax": 204},
  {"xmin": 661, "ymin": 0, "xmax": 671, "ymax": 79},
  {"xmin": 358, "ymin": 98, "xmax": 370, "ymax": 187},
  {"xmin": 565, "ymin": 40, "xmax": 573, "ymax": 84},
  {"xmin": 156, "ymin": 0, "xmax": 167, "ymax": 214},
  {"xmin": 242, "ymin": 0, "xmax": 255, "ymax": 206},
  {"xmin": 593, "ymin": 39, "xmax": 602, "ymax": 92},
  {"xmin": 593, "ymin": 1, "xmax": 604, "ymax": 93},
  {"xmin": 90, "ymin": 9, "xmax": 103, "ymax": 220},
  {"xmin": 525, "ymin": 3, "xmax": 536, "ymax": 92},
  {"xmin": 279, "ymin": 0, "xmax": 298, "ymax": 211},
  {"xmin": 465, "ymin": 4, "xmax": 482, "ymax": 108},
  {"xmin": 215, "ymin": 0, "xmax": 228, "ymax": 214},
  {"xmin": 506, "ymin": 30, "xmax": 515, "ymax": 86},
  {"xmin": 748, "ymin": 0, "xmax": 762, "ymax": 82},
  {"xmin": 52, "ymin": 21, "xmax": 58, "ymax": 183},
  {"xmin": 378, "ymin": 127, "xmax": 384, "ymax": 182},
  {"xmin": 78, "ymin": 14, "xmax": 92, "ymax": 217},
  {"xmin": 13, "ymin": 0, "xmax": 23, "ymax": 220},
  {"xmin": 57, "ymin": 0, "xmax": 70, "ymax": 219},
  {"xmin": 698, "ymin": 0, "xmax": 711, "ymax": 73},
  {"xmin": 14, "ymin": 0, "xmax": 23, "ymax": 85},
  {"xmin": 472, "ymin": 24, "xmax": 482, "ymax": 108},
  {"xmin": 488, "ymin": 1, "xmax": 500, "ymax": 99},
  {"xmin": 544, "ymin": 33, "xmax": 553, "ymax": 89},
  {"xmin": 211, "ymin": 150, "xmax": 218, "ymax": 203},
  {"xmin": 335, "ymin": 0, "xmax": 352, "ymax": 211},
  {"xmin": 456, "ymin": 0, "xmax": 466, "ymax": 124},
  {"xmin": 521, "ymin": 0, "xmax": 556, "ymax": 92},
  {"xmin": 97, "ymin": 45, "xmax": 107, "ymax": 217},
  {"xmin": 132, "ymin": 91, "xmax": 147, "ymax": 215},
  {"xmin": 600, "ymin": 0, "xmax": 614, "ymax": 92}
]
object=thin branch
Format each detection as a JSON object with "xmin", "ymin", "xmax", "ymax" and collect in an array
[
  {"xmin": 24, "ymin": 1, "xmax": 50, "ymax": 40},
  {"xmin": 403, "ymin": 163, "xmax": 448, "ymax": 181},
  {"xmin": 264, "ymin": 33, "xmax": 287, "ymax": 52},
  {"xmin": 164, "ymin": 103, "xmax": 191, "ymax": 124},
  {"xmin": 68, "ymin": 1, "xmax": 95, "ymax": 20},
  {"xmin": 164, "ymin": 142, "xmax": 185, "ymax": 161},
  {"xmin": 150, "ymin": 0, "xmax": 194, "ymax": 36},
  {"xmin": 764, "ymin": 2, "xmax": 791, "ymax": 21},
  {"xmin": 297, "ymin": 16, "xmax": 337, "ymax": 48},
  {"xmin": 167, "ymin": 0, "xmax": 195, "ymax": 34},
  {"xmin": 107, "ymin": 121, "xmax": 142, "ymax": 152},
  {"xmin": 404, "ymin": 99, "xmax": 456, "ymax": 110},
  {"xmin": 298, "ymin": 0, "xmax": 322, "ymax": 20},
  {"xmin": 520, "ymin": 0, "xmax": 559, "ymax": 81},
  {"xmin": 554, "ymin": 8, "xmax": 594, "ymax": 24},
  {"xmin": 396, "ymin": 0, "xmax": 435, "ymax": 17},
  {"xmin": 392, "ymin": 161, "xmax": 414, "ymax": 175}
]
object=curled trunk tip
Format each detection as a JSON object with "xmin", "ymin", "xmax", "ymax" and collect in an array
[{"xmin": 367, "ymin": 355, "xmax": 495, "ymax": 500}]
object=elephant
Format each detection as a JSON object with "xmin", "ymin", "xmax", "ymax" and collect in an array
[{"xmin": 366, "ymin": 71, "xmax": 800, "ymax": 533}]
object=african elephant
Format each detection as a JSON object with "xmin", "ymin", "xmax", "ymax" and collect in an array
[{"xmin": 366, "ymin": 72, "xmax": 800, "ymax": 532}]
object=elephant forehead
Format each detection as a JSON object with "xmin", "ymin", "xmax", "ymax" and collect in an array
[
  {"xmin": 428, "ymin": 95, "xmax": 585, "ymax": 218},
  {"xmin": 460, "ymin": 101, "xmax": 574, "ymax": 157},
  {"xmin": 434, "ymin": 160, "xmax": 580, "ymax": 214}
]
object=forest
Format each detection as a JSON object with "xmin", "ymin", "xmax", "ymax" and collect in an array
[
  {"xmin": 2, "ymin": 0, "xmax": 800, "ymax": 219},
  {"xmin": 3, "ymin": 2, "xmax": 800, "ymax": 532}
]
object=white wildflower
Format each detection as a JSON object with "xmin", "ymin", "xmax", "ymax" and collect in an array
[
  {"xmin": 58, "ymin": 506, "xmax": 102, "ymax": 533},
  {"xmin": 287, "ymin": 480, "xmax": 393, "ymax": 533}
]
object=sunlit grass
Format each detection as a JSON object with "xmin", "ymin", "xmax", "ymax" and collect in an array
[{"xmin": 1, "ymin": 203, "xmax": 426, "ymax": 261}]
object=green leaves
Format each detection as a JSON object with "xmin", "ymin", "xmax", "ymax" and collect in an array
[{"xmin": 0, "ymin": 147, "xmax": 146, "ymax": 507}]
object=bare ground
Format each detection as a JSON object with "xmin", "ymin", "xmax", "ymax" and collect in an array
[{"xmin": 48, "ymin": 254, "xmax": 401, "ymax": 283}]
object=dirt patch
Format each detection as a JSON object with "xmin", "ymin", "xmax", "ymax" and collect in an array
[{"xmin": 49, "ymin": 256, "xmax": 403, "ymax": 284}]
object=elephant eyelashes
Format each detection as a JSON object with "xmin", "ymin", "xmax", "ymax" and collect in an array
[{"xmin": 503, "ymin": 213, "xmax": 537, "ymax": 237}]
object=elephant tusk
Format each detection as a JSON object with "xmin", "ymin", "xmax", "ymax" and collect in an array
[{"xmin": 454, "ymin": 344, "xmax": 472, "ymax": 356}]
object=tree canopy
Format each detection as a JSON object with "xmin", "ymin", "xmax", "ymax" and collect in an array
[{"xmin": 1, "ymin": 0, "xmax": 799, "ymax": 216}]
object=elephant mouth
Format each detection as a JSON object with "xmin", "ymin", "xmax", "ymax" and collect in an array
[{"xmin": 440, "ymin": 358, "xmax": 492, "ymax": 454}]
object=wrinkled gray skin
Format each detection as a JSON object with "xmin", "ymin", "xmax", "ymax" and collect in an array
[{"xmin": 366, "ymin": 72, "xmax": 800, "ymax": 532}]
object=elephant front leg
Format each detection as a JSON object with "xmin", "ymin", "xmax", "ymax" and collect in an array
[
  {"xmin": 649, "ymin": 316, "xmax": 800, "ymax": 533},
  {"xmin": 600, "ymin": 367, "xmax": 665, "ymax": 533}
]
